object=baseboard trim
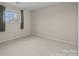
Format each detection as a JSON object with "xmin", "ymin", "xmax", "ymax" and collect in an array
[
  {"xmin": 35, "ymin": 34, "xmax": 77, "ymax": 46},
  {"xmin": 0, "ymin": 34, "xmax": 31, "ymax": 44},
  {"xmin": 0, "ymin": 33, "xmax": 77, "ymax": 47}
]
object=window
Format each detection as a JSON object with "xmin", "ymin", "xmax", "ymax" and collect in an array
[{"xmin": 5, "ymin": 11, "xmax": 20, "ymax": 23}]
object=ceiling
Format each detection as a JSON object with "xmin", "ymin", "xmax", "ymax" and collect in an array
[{"xmin": 6, "ymin": 2, "xmax": 59, "ymax": 11}]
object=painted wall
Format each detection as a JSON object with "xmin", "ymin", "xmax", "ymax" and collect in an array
[
  {"xmin": 31, "ymin": 2, "xmax": 78, "ymax": 45},
  {"xmin": 0, "ymin": 3, "xmax": 31, "ymax": 43},
  {"xmin": 78, "ymin": 2, "xmax": 79, "ymax": 56}
]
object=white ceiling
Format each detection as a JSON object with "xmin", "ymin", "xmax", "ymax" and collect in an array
[{"xmin": 6, "ymin": 2, "xmax": 59, "ymax": 11}]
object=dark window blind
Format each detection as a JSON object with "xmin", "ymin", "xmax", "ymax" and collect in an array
[
  {"xmin": 20, "ymin": 10, "xmax": 24, "ymax": 30},
  {"xmin": 0, "ymin": 5, "xmax": 5, "ymax": 32}
]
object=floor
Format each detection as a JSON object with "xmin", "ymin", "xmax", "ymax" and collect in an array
[{"xmin": 0, "ymin": 36, "xmax": 78, "ymax": 56}]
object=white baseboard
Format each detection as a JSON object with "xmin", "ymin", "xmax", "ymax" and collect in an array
[
  {"xmin": 0, "ymin": 33, "xmax": 77, "ymax": 47},
  {"xmin": 0, "ymin": 34, "xmax": 31, "ymax": 44},
  {"xmin": 36, "ymin": 33, "xmax": 77, "ymax": 46}
]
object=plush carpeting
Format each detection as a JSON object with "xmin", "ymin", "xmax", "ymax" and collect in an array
[{"xmin": 0, "ymin": 36, "xmax": 77, "ymax": 56}]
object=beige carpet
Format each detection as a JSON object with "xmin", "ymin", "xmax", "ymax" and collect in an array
[{"xmin": 0, "ymin": 36, "xmax": 77, "ymax": 56}]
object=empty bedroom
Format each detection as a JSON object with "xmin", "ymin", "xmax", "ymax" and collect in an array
[{"xmin": 0, "ymin": 2, "xmax": 78, "ymax": 56}]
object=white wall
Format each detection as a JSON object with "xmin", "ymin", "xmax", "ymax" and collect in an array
[
  {"xmin": 78, "ymin": 2, "xmax": 79, "ymax": 56},
  {"xmin": 32, "ymin": 2, "xmax": 78, "ymax": 45},
  {"xmin": 0, "ymin": 3, "xmax": 31, "ymax": 43}
]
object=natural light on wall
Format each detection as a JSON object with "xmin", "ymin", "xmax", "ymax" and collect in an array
[{"xmin": 5, "ymin": 8, "xmax": 21, "ymax": 24}]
